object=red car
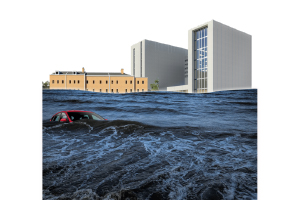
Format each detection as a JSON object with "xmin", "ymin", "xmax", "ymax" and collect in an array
[{"xmin": 50, "ymin": 110, "xmax": 107, "ymax": 123}]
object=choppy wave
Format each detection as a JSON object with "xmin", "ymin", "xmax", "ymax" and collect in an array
[{"xmin": 43, "ymin": 89, "xmax": 257, "ymax": 200}]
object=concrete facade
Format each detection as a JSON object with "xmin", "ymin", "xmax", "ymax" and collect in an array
[
  {"xmin": 188, "ymin": 20, "xmax": 252, "ymax": 93},
  {"xmin": 131, "ymin": 40, "xmax": 188, "ymax": 90},
  {"xmin": 131, "ymin": 20, "xmax": 252, "ymax": 93}
]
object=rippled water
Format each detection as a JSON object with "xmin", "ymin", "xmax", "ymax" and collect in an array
[{"xmin": 43, "ymin": 89, "xmax": 257, "ymax": 200}]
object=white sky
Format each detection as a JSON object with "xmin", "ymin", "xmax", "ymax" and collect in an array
[{"xmin": 1, "ymin": 0, "xmax": 300, "ymax": 199}]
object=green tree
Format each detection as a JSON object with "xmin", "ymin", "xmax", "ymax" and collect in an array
[
  {"xmin": 42, "ymin": 81, "xmax": 50, "ymax": 88},
  {"xmin": 150, "ymin": 79, "xmax": 159, "ymax": 91}
]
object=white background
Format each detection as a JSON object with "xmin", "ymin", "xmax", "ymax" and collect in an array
[{"xmin": 0, "ymin": 0, "xmax": 299, "ymax": 199}]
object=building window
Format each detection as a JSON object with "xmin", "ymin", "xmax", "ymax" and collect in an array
[
  {"xmin": 106, "ymin": 89, "xmax": 108, "ymax": 92},
  {"xmin": 142, "ymin": 81, "xmax": 144, "ymax": 84},
  {"xmin": 52, "ymin": 80, "xmax": 54, "ymax": 83},
  {"xmin": 194, "ymin": 27, "xmax": 208, "ymax": 93},
  {"xmin": 116, "ymin": 89, "xmax": 118, "ymax": 93},
  {"xmin": 86, "ymin": 80, "xmax": 88, "ymax": 84},
  {"xmin": 116, "ymin": 80, "xmax": 118, "ymax": 84},
  {"xmin": 125, "ymin": 89, "xmax": 127, "ymax": 93},
  {"xmin": 140, "ymin": 41, "xmax": 142, "ymax": 76},
  {"xmin": 133, "ymin": 48, "xmax": 135, "ymax": 76},
  {"xmin": 142, "ymin": 89, "xmax": 144, "ymax": 92},
  {"xmin": 130, "ymin": 89, "xmax": 132, "ymax": 92},
  {"xmin": 74, "ymin": 80, "xmax": 76, "ymax": 84},
  {"xmin": 57, "ymin": 80, "xmax": 59, "ymax": 83},
  {"xmin": 100, "ymin": 80, "xmax": 102, "ymax": 84},
  {"xmin": 111, "ymin": 89, "xmax": 113, "ymax": 93},
  {"xmin": 86, "ymin": 89, "xmax": 88, "ymax": 91},
  {"xmin": 130, "ymin": 80, "xmax": 132, "ymax": 84},
  {"xmin": 93, "ymin": 89, "xmax": 94, "ymax": 92},
  {"xmin": 111, "ymin": 80, "xmax": 113, "ymax": 84},
  {"xmin": 78, "ymin": 80, "xmax": 80, "ymax": 84},
  {"xmin": 137, "ymin": 89, "xmax": 139, "ymax": 92},
  {"xmin": 106, "ymin": 80, "xmax": 108, "ymax": 84},
  {"xmin": 100, "ymin": 89, "xmax": 102, "ymax": 92},
  {"xmin": 69, "ymin": 80, "xmax": 71, "ymax": 84},
  {"xmin": 137, "ymin": 81, "xmax": 139, "ymax": 84},
  {"xmin": 125, "ymin": 80, "xmax": 127, "ymax": 84}
]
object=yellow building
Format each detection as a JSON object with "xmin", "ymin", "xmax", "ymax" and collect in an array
[{"xmin": 50, "ymin": 68, "xmax": 148, "ymax": 93}]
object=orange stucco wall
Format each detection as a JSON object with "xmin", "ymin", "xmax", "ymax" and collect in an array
[
  {"xmin": 135, "ymin": 77, "xmax": 148, "ymax": 92},
  {"xmin": 50, "ymin": 75, "xmax": 67, "ymax": 89},
  {"xmin": 85, "ymin": 76, "xmax": 110, "ymax": 93},
  {"xmin": 50, "ymin": 74, "xmax": 148, "ymax": 93},
  {"xmin": 66, "ymin": 75, "xmax": 85, "ymax": 90},
  {"xmin": 50, "ymin": 75, "xmax": 85, "ymax": 90}
]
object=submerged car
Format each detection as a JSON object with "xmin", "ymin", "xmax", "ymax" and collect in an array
[{"xmin": 50, "ymin": 110, "xmax": 107, "ymax": 123}]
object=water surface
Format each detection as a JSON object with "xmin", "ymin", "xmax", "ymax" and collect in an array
[{"xmin": 43, "ymin": 89, "xmax": 257, "ymax": 200}]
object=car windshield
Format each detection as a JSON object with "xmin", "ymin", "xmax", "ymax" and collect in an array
[{"xmin": 67, "ymin": 112, "xmax": 105, "ymax": 121}]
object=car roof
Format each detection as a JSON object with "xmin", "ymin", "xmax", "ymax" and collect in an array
[{"xmin": 63, "ymin": 110, "xmax": 93, "ymax": 113}]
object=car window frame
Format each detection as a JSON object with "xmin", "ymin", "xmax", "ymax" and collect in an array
[
  {"xmin": 66, "ymin": 112, "xmax": 105, "ymax": 122},
  {"xmin": 60, "ymin": 112, "xmax": 69, "ymax": 122},
  {"xmin": 54, "ymin": 113, "xmax": 62, "ymax": 122}
]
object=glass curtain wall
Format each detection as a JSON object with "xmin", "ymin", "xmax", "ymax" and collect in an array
[{"xmin": 194, "ymin": 27, "xmax": 208, "ymax": 93}]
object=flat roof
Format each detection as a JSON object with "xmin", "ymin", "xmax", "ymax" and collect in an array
[{"xmin": 51, "ymin": 71, "xmax": 131, "ymax": 76}]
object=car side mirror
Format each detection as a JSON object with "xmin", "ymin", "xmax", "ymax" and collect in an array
[{"xmin": 60, "ymin": 118, "xmax": 67, "ymax": 122}]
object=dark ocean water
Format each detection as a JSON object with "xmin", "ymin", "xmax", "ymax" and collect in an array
[{"xmin": 43, "ymin": 89, "xmax": 257, "ymax": 200}]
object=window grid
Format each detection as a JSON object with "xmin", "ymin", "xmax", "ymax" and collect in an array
[{"xmin": 194, "ymin": 27, "xmax": 208, "ymax": 93}]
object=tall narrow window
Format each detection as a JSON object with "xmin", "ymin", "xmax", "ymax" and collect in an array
[
  {"xmin": 106, "ymin": 80, "xmax": 108, "ymax": 84},
  {"xmin": 57, "ymin": 80, "xmax": 59, "ymax": 83},
  {"xmin": 137, "ymin": 81, "xmax": 139, "ymax": 84},
  {"xmin": 116, "ymin": 80, "xmax": 118, "ymax": 84},
  {"xmin": 111, "ymin": 89, "xmax": 113, "ymax": 93},
  {"xmin": 78, "ymin": 80, "xmax": 80, "ymax": 84},
  {"xmin": 52, "ymin": 80, "xmax": 54, "ymax": 83},
  {"xmin": 74, "ymin": 80, "xmax": 76, "ymax": 84},
  {"xmin": 62, "ymin": 80, "xmax": 64, "ymax": 84},
  {"xmin": 93, "ymin": 80, "xmax": 95, "ymax": 84},
  {"xmin": 125, "ymin": 89, "xmax": 127, "ymax": 93},
  {"xmin": 140, "ymin": 42, "xmax": 142, "ymax": 77},
  {"xmin": 125, "ymin": 80, "xmax": 127, "ymax": 84},
  {"xmin": 69, "ymin": 80, "xmax": 71, "ymax": 84},
  {"xmin": 133, "ymin": 49, "xmax": 135, "ymax": 76},
  {"xmin": 111, "ymin": 80, "xmax": 113, "ymax": 84},
  {"xmin": 142, "ymin": 81, "xmax": 144, "ymax": 84},
  {"xmin": 100, "ymin": 80, "xmax": 102, "ymax": 84},
  {"xmin": 86, "ymin": 80, "xmax": 88, "ymax": 84}
]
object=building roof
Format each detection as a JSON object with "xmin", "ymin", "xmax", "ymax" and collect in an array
[{"xmin": 51, "ymin": 71, "xmax": 131, "ymax": 76}]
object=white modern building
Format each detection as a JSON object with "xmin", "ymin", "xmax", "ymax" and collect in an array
[
  {"xmin": 131, "ymin": 40, "xmax": 188, "ymax": 90},
  {"xmin": 131, "ymin": 20, "xmax": 252, "ymax": 93}
]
